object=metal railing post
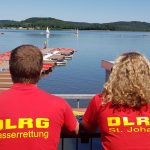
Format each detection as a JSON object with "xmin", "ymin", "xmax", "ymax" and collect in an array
[
  {"xmin": 76, "ymin": 138, "xmax": 78, "ymax": 150},
  {"xmin": 62, "ymin": 138, "xmax": 64, "ymax": 150},
  {"xmin": 77, "ymin": 99, "xmax": 80, "ymax": 109},
  {"xmin": 90, "ymin": 138, "xmax": 93, "ymax": 150}
]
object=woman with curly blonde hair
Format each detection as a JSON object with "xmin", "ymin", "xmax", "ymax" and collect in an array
[
  {"xmin": 82, "ymin": 52, "xmax": 150, "ymax": 150},
  {"xmin": 103, "ymin": 52, "xmax": 150, "ymax": 108}
]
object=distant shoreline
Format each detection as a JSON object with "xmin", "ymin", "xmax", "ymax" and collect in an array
[
  {"xmin": 0, "ymin": 17, "xmax": 150, "ymax": 32},
  {"xmin": 0, "ymin": 28, "xmax": 150, "ymax": 32}
]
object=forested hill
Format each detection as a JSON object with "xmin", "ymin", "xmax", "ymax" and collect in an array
[{"xmin": 0, "ymin": 17, "xmax": 150, "ymax": 31}]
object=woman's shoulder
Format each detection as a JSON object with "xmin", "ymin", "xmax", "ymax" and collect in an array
[
  {"xmin": 91, "ymin": 93, "xmax": 104, "ymax": 108},
  {"xmin": 92, "ymin": 93, "xmax": 103, "ymax": 101}
]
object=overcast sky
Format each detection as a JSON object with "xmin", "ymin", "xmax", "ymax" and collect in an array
[{"xmin": 0, "ymin": 0, "xmax": 150, "ymax": 23}]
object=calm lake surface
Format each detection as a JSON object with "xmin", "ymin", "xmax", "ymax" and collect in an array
[
  {"xmin": 1, "ymin": 29, "xmax": 150, "ymax": 95},
  {"xmin": 1, "ymin": 29, "xmax": 150, "ymax": 149}
]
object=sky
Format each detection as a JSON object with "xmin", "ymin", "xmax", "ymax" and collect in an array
[{"xmin": 0, "ymin": 0, "xmax": 150, "ymax": 23}]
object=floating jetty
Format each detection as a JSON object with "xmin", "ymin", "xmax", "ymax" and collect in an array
[
  {"xmin": 101, "ymin": 60, "xmax": 114, "ymax": 81},
  {"xmin": 0, "ymin": 47, "xmax": 76, "ymax": 93},
  {"xmin": 41, "ymin": 47, "xmax": 75, "ymax": 65}
]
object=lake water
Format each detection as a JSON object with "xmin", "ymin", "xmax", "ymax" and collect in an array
[
  {"xmin": 1, "ymin": 29, "xmax": 150, "ymax": 149},
  {"xmin": 1, "ymin": 29, "xmax": 150, "ymax": 95}
]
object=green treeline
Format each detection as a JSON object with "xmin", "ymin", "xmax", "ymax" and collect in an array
[{"xmin": 0, "ymin": 17, "xmax": 150, "ymax": 31}]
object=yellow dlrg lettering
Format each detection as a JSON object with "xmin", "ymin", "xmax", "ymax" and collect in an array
[
  {"xmin": 136, "ymin": 117, "xmax": 150, "ymax": 126},
  {"xmin": 0, "ymin": 118, "xmax": 50, "ymax": 130},
  {"xmin": 107, "ymin": 117, "xmax": 120, "ymax": 126},
  {"xmin": 0, "ymin": 120, "xmax": 3, "ymax": 130},
  {"xmin": 36, "ymin": 118, "xmax": 49, "ymax": 128},
  {"xmin": 123, "ymin": 117, "xmax": 135, "ymax": 126},
  {"xmin": 5, "ymin": 119, "xmax": 17, "ymax": 129},
  {"xmin": 18, "ymin": 118, "xmax": 33, "ymax": 129}
]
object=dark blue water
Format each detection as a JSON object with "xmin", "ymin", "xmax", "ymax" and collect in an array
[{"xmin": 1, "ymin": 29, "xmax": 150, "ymax": 149}]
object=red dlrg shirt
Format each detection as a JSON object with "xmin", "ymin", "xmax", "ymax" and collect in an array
[
  {"xmin": 0, "ymin": 83, "xmax": 77, "ymax": 150},
  {"xmin": 83, "ymin": 94, "xmax": 150, "ymax": 150}
]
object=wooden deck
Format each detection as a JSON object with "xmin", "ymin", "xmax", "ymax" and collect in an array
[
  {"xmin": 0, "ymin": 78, "xmax": 12, "ymax": 82},
  {"xmin": 0, "ymin": 71, "xmax": 12, "ymax": 92}
]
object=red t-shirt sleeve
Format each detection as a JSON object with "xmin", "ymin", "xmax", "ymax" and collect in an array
[
  {"xmin": 63, "ymin": 102, "xmax": 78, "ymax": 132},
  {"xmin": 83, "ymin": 94, "xmax": 102, "ymax": 131}
]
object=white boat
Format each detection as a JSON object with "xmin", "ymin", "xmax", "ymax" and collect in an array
[
  {"xmin": 76, "ymin": 29, "xmax": 79, "ymax": 35},
  {"xmin": 56, "ymin": 60, "xmax": 67, "ymax": 66},
  {"xmin": 75, "ymin": 29, "xmax": 79, "ymax": 36},
  {"xmin": 64, "ymin": 55, "xmax": 73, "ymax": 60},
  {"xmin": 43, "ymin": 53, "xmax": 53, "ymax": 61},
  {"xmin": 46, "ymin": 27, "xmax": 50, "ymax": 38},
  {"xmin": 46, "ymin": 27, "xmax": 50, "ymax": 34}
]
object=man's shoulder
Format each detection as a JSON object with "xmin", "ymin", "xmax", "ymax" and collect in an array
[
  {"xmin": 0, "ymin": 89, "xmax": 13, "ymax": 97},
  {"xmin": 0, "ymin": 87, "xmax": 66, "ymax": 105}
]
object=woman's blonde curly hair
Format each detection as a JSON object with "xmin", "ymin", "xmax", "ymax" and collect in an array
[{"xmin": 102, "ymin": 52, "xmax": 150, "ymax": 108}]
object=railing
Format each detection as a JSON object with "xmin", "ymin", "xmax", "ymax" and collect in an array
[
  {"xmin": 55, "ymin": 94, "xmax": 100, "ymax": 150},
  {"xmin": 56, "ymin": 94, "xmax": 95, "ymax": 108}
]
